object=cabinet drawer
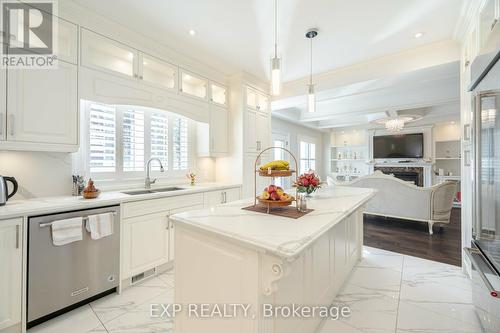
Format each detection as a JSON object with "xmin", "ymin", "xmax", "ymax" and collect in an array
[{"xmin": 122, "ymin": 193, "xmax": 204, "ymax": 218}]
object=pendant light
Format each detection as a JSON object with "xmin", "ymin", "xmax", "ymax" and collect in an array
[
  {"xmin": 306, "ymin": 28, "xmax": 318, "ymax": 113},
  {"xmin": 270, "ymin": 0, "xmax": 281, "ymax": 95}
]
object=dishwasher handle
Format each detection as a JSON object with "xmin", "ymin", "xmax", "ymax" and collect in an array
[
  {"xmin": 464, "ymin": 247, "xmax": 500, "ymax": 298},
  {"xmin": 38, "ymin": 212, "xmax": 117, "ymax": 228}
]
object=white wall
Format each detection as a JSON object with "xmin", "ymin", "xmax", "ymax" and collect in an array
[{"xmin": 271, "ymin": 117, "xmax": 326, "ymax": 179}]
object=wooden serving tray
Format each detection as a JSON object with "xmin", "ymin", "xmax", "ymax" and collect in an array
[{"xmin": 257, "ymin": 169, "xmax": 295, "ymax": 177}]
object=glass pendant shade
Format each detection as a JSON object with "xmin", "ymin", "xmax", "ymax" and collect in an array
[
  {"xmin": 308, "ymin": 84, "xmax": 315, "ymax": 113},
  {"xmin": 271, "ymin": 57, "xmax": 281, "ymax": 96}
]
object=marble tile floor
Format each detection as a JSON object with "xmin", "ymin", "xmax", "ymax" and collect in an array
[{"xmin": 28, "ymin": 247, "xmax": 482, "ymax": 333}]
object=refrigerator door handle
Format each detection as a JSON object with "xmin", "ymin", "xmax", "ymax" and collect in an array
[{"xmin": 464, "ymin": 247, "xmax": 500, "ymax": 298}]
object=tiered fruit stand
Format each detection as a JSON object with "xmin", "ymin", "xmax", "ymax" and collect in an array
[{"xmin": 254, "ymin": 147, "xmax": 299, "ymax": 213}]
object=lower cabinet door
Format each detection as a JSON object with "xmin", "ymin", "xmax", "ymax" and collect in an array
[
  {"xmin": 122, "ymin": 212, "xmax": 170, "ymax": 279},
  {"xmin": 203, "ymin": 191, "xmax": 224, "ymax": 208},
  {"xmin": 224, "ymin": 188, "xmax": 241, "ymax": 203},
  {"xmin": 0, "ymin": 218, "xmax": 23, "ymax": 333},
  {"xmin": 168, "ymin": 205, "xmax": 203, "ymax": 261}
]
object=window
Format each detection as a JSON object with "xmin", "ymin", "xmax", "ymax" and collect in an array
[
  {"xmin": 85, "ymin": 101, "xmax": 191, "ymax": 181},
  {"xmin": 172, "ymin": 117, "xmax": 188, "ymax": 170},
  {"xmin": 89, "ymin": 104, "xmax": 116, "ymax": 173},
  {"xmin": 299, "ymin": 139, "xmax": 316, "ymax": 174},
  {"xmin": 122, "ymin": 109, "xmax": 145, "ymax": 172}
]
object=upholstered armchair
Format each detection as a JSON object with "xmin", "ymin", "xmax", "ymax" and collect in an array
[{"xmin": 345, "ymin": 171, "xmax": 457, "ymax": 234}]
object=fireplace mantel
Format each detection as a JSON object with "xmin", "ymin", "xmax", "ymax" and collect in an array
[{"xmin": 368, "ymin": 161, "xmax": 433, "ymax": 187}]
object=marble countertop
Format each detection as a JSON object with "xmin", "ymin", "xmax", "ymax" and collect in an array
[
  {"xmin": 0, "ymin": 182, "xmax": 241, "ymax": 220},
  {"xmin": 170, "ymin": 186, "xmax": 376, "ymax": 259}
]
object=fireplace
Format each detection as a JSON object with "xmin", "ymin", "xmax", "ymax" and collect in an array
[{"xmin": 374, "ymin": 166, "xmax": 424, "ymax": 187}]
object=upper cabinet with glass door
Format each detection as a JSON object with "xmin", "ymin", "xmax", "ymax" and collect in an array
[
  {"xmin": 479, "ymin": 0, "xmax": 500, "ymax": 49},
  {"xmin": 180, "ymin": 70, "xmax": 208, "ymax": 100},
  {"xmin": 5, "ymin": 11, "xmax": 78, "ymax": 64},
  {"xmin": 139, "ymin": 54, "xmax": 177, "ymax": 91},
  {"xmin": 210, "ymin": 82, "xmax": 227, "ymax": 106},
  {"xmin": 246, "ymin": 86, "xmax": 269, "ymax": 113},
  {"xmin": 81, "ymin": 29, "xmax": 138, "ymax": 79}
]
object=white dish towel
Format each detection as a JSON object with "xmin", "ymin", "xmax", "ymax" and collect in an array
[
  {"xmin": 86, "ymin": 212, "xmax": 114, "ymax": 240},
  {"xmin": 51, "ymin": 217, "xmax": 83, "ymax": 246}
]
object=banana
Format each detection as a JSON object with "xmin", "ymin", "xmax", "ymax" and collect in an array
[{"xmin": 259, "ymin": 160, "xmax": 290, "ymax": 171}]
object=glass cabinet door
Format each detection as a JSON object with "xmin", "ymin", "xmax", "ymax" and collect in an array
[
  {"xmin": 210, "ymin": 83, "xmax": 227, "ymax": 105},
  {"xmin": 4, "ymin": 12, "xmax": 78, "ymax": 64},
  {"xmin": 479, "ymin": 0, "xmax": 498, "ymax": 49},
  {"xmin": 81, "ymin": 29, "xmax": 137, "ymax": 78},
  {"xmin": 180, "ymin": 70, "xmax": 207, "ymax": 99},
  {"xmin": 257, "ymin": 93, "xmax": 269, "ymax": 112},
  {"xmin": 140, "ymin": 54, "xmax": 177, "ymax": 90}
]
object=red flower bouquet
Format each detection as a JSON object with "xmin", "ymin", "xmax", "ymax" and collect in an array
[{"xmin": 294, "ymin": 171, "xmax": 321, "ymax": 195}]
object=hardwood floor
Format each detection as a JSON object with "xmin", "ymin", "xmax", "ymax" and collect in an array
[{"xmin": 363, "ymin": 208, "xmax": 462, "ymax": 266}]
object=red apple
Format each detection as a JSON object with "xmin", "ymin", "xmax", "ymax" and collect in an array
[
  {"xmin": 270, "ymin": 192, "xmax": 280, "ymax": 201},
  {"xmin": 268, "ymin": 185, "xmax": 277, "ymax": 193}
]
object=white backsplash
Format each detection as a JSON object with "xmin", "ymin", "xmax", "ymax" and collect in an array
[
  {"xmin": 0, "ymin": 151, "xmax": 216, "ymax": 200},
  {"xmin": 0, "ymin": 151, "xmax": 73, "ymax": 200}
]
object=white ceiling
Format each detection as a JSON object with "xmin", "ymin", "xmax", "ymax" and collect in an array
[{"xmin": 69, "ymin": 0, "xmax": 466, "ymax": 82}]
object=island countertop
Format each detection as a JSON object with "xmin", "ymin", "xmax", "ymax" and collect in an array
[{"xmin": 170, "ymin": 186, "xmax": 376, "ymax": 259}]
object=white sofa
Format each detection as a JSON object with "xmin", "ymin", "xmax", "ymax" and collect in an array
[{"xmin": 344, "ymin": 171, "xmax": 457, "ymax": 234}]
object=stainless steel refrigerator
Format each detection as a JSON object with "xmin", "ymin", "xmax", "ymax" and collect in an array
[{"xmin": 467, "ymin": 31, "xmax": 500, "ymax": 333}]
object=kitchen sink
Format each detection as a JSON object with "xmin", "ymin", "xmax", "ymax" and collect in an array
[
  {"xmin": 122, "ymin": 187, "xmax": 185, "ymax": 195},
  {"xmin": 153, "ymin": 186, "xmax": 184, "ymax": 192}
]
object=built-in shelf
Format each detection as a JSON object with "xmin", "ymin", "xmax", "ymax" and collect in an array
[
  {"xmin": 435, "ymin": 139, "xmax": 461, "ymax": 143},
  {"xmin": 435, "ymin": 157, "xmax": 461, "ymax": 160},
  {"xmin": 436, "ymin": 175, "xmax": 461, "ymax": 181},
  {"xmin": 331, "ymin": 159, "xmax": 367, "ymax": 162},
  {"xmin": 331, "ymin": 145, "xmax": 366, "ymax": 148}
]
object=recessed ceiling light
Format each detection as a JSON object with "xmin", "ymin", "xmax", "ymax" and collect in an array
[
  {"xmin": 414, "ymin": 32, "xmax": 425, "ymax": 39},
  {"xmin": 189, "ymin": 29, "xmax": 196, "ymax": 36}
]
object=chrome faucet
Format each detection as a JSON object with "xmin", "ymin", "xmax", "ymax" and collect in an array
[{"xmin": 145, "ymin": 158, "xmax": 165, "ymax": 189}]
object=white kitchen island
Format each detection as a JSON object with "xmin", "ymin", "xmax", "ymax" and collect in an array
[{"xmin": 170, "ymin": 186, "xmax": 376, "ymax": 333}]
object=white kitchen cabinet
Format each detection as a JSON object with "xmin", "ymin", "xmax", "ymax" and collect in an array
[
  {"xmin": 256, "ymin": 112, "xmax": 270, "ymax": 151},
  {"xmin": 167, "ymin": 204, "xmax": 204, "ymax": 262},
  {"xmin": 139, "ymin": 53, "xmax": 177, "ymax": 91},
  {"xmin": 210, "ymin": 82, "xmax": 227, "ymax": 106},
  {"xmin": 245, "ymin": 109, "xmax": 258, "ymax": 152},
  {"xmin": 209, "ymin": 105, "xmax": 228, "ymax": 154},
  {"xmin": 180, "ymin": 69, "xmax": 208, "ymax": 100},
  {"xmin": 81, "ymin": 29, "xmax": 138, "ymax": 79},
  {"xmin": 331, "ymin": 130, "xmax": 367, "ymax": 147},
  {"xmin": 197, "ymin": 105, "xmax": 229, "ymax": 157},
  {"xmin": 479, "ymin": 0, "xmax": 499, "ymax": 49},
  {"xmin": 245, "ymin": 87, "xmax": 269, "ymax": 113},
  {"xmin": 121, "ymin": 211, "xmax": 170, "ymax": 279},
  {"xmin": 5, "ymin": 61, "xmax": 78, "ymax": 149},
  {"xmin": 0, "ymin": 218, "xmax": 23, "ymax": 333},
  {"xmin": 245, "ymin": 110, "xmax": 270, "ymax": 153},
  {"xmin": 121, "ymin": 194, "xmax": 205, "ymax": 280},
  {"xmin": 7, "ymin": 13, "xmax": 78, "ymax": 64},
  {"xmin": 203, "ymin": 187, "xmax": 241, "ymax": 207},
  {"xmin": 0, "ymin": 68, "xmax": 5, "ymax": 142}
]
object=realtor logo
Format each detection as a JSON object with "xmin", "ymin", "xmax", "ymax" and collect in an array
[{"xmin": 1, "ymin": 0, "xmax": 58, "ymax": 68}]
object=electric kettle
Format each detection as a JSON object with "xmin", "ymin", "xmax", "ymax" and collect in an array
[{"xmin": 0, "ymin": 176, "xmax": 18, "ymax": 206}]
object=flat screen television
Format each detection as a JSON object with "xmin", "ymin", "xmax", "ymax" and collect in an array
[{"xmin": 373, "ymin": 133, "xmax": 424, "ymax": 159}]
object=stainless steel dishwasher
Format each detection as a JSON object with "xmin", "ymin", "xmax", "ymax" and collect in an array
[{"xmin": 27, "ymin": 205, "xmax": 120, "ymax": 327}]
